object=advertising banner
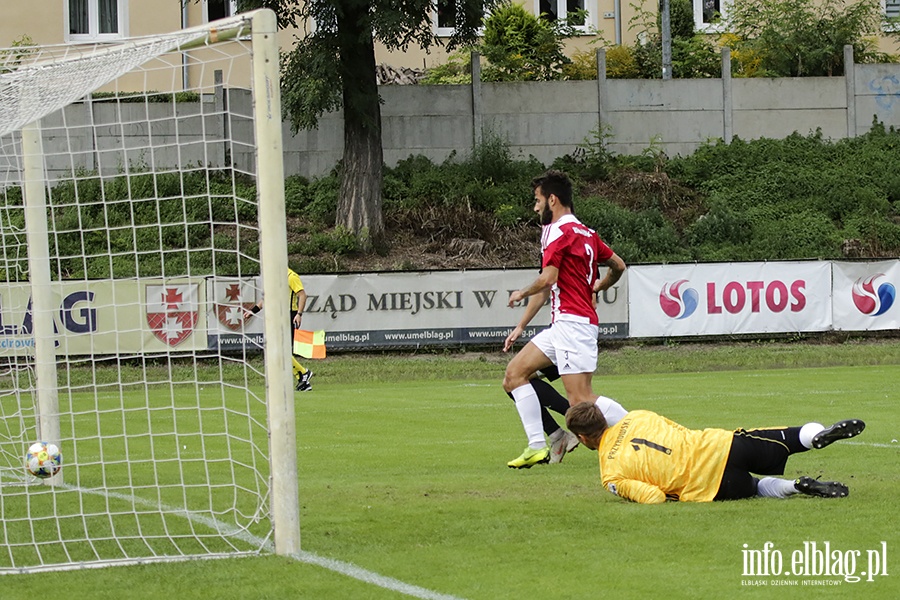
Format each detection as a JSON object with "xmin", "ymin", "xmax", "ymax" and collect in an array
[
  {"xmin": 628, "ymin": 262, "xmax": 832, "ymax": 338},
  {"xmin": 231, "ymin": 269, "xmax": 630, "ymax": 350},
  {"xmin": 0, "ymin": 278, "xmax": 209, "ymax": 357},
  {"xmin": 15, "ymin": 259, "xmax": 894, "ymax": 353},
  {"xmin": 832, "ymin": 261, "xmax": 900, "ymax": 331},
  {"xmin": 206, "ymin": 277, "xmax": 264, "ymax": 352}
]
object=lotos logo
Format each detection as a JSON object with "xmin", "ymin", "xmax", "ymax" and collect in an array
[
  {"xmin": 659, "ymin": 280, "xmax": 699, "ymax": 319},
  {"xmin": 852, "ymin": 274, "xmax": 896, "ymax": 316}
]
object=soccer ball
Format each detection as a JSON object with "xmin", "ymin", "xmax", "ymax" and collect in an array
[{"xmin": 26, "ymin": 441, "xmax": 62, "ymax": 479}]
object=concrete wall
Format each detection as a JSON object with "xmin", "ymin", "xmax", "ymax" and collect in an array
[
  {"xmin": 11, "ymin": 48, "xmax": 900, "ymax": 186},
  {"xmin": 855, "ymin": 63, "xmax": 900, "ymax": 131},
  {"xmin": 285, "ymin": 51, "xmax": 900, "ymax": 178},
  {"xmin": 604, "ymin": 78, "xmax": 725, "ymax": 157}
]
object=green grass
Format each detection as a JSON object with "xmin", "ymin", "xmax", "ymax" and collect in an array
[{"xmin": 1, "ymin": 342, "xmax": 899, "ymax": 599}]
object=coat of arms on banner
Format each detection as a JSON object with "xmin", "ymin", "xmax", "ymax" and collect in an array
[
  {"xmin": 213, "ymin": 281, "xmax": 259, "ymax": 331},
  {"xmin": 146, "ymin": 284, "xmax": 199, "ymax": 346}
]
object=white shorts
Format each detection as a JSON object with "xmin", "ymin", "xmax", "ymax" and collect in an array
[{"xmin": 530, "ymin": 320, "xmax": 599, "ymax": 375}]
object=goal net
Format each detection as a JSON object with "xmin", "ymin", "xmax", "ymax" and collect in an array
[{"xmin": 0, "ymin": 9, "xmax": 299, "ymax": 573}]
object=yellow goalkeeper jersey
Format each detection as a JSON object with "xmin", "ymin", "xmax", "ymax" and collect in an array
[{"xmin": 597, "ymin": 410, "xmax": 734, "ymax": 504}]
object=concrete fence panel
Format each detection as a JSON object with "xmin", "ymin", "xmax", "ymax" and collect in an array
[{"xmin": 18, "ymin": 49, "xmax": 900, "ymax": 185}]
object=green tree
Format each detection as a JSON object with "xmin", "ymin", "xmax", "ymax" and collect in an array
[
  {"xmin": 627, "ymin": 0, "xmax": 721, "ymax": 78},
  {"xmin": 478, "ymin": 2, "xmax": 579, "ymax": 81},
  {"xmin": 726, "ymin": 0, "xmax": 892, "ymax": 76},
  {"xmin": 0, "ymin": 35, "xmax": 36, "ymax": 74},
  {"xmin": 241, "ymin": 0, "xmax": 496, "ymax": 249}
]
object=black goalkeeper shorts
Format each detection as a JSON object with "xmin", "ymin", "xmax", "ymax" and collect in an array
[{"xmin": 713, "ymin": 427, "xmax": 806, "ymax": 501}]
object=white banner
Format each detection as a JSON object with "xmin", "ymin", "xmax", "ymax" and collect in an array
[
  {"xmin": 629, "ymin": 262, "xmax": 832, "ymax": 337},
  {"xmin": 11, "ymin": 261, "xmax": 897, "ymax": 354},
  {"xmin": 832, "ymin": 261, "xmax": 900, "ymax": 331},
  {"xmin": 228, "ymin": 269, "xmax": 630, "ymax": 349},
  {"xmin": 0, "ymin": 278, "xmax": 209, "ymax": 356}
]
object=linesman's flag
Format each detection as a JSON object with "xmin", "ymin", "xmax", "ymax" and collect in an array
[{"xmin": 293, "ymin": 329, "xmax": 326, "ymax": 359}]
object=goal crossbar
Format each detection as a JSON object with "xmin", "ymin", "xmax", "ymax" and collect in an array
[{"xmin": 0, "ymin": 11, "xmax": 260, "ymax": 139}]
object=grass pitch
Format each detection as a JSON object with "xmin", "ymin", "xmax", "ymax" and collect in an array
[{"xmin": 1, "ymin": 342, "xmax": 898, "ymax": 599}]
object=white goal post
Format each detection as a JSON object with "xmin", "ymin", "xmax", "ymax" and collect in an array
[{"xmin": 0, "ymin": 8, "xmax": 299, "ymax": 572}]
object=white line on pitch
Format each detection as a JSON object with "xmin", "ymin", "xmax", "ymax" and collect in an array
[
  {"xmin": 12, "ymin": 476, "xmax": 468, "ymax": 600},
  {"xmin": 842, "ymin": 441, "xmax": 900, "ymax": 449}
]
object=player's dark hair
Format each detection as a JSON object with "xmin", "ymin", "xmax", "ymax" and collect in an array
[
  {"xmin": 531, "ymin": 170, "xmax": 573, "ymax": 209},
  {"xmin": 565, "ymin": 401, "xmax": 608, "ymax": 440}
]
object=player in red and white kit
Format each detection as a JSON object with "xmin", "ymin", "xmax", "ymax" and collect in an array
[{"xmin": 503, "ymin": 170, "xmax": 627, "ymax": 468}]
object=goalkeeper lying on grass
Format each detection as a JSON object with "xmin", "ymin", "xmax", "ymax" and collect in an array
[{"xmin": 565, "ymin": 402, "xmax": 865, "ymax": 504}]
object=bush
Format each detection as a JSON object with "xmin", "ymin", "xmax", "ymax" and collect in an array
[
  {"xmin": 605, "ymin": 45, "xmax": 640, "ymax": 78},
  {"xmin": 726, "ymin": 0, "xmax": 894, "ymax": 77},
  {"xmin": 686, "ymin": 202, "xmax": 754, "ymax": 250},
  {"xmin": 842, "ymin": 214, "xmax": 900, "ymax": 256},
  {"xmin": 562, "ymin": 49, "xmax": 598, "ymax": 80},
  {"xmin": 44, "ymin": 169, "xmax": 259, "ymax": 278},
  {"xmin": 421, "ymin": 51, "xmax": 473, "ymax": 85},
  {"xmin": 750, "ymin": 210, "xmax": 844, "ymax": 259},
  {"xmin": 284, "ymin": 175, "xmax": 310, "ymax": 217},
  {"xmin": 292, "ymin": 227, "xmax": 360, "ymax": 255},
  {"xmin": 673, "ymin": 36, "xmax": 721, "ymax": 78},
  {"xmin": 550, "ymin": 126, "xmax": 615, "ymax": 181},
  {"xmin": 478, "ymin": 1, "xmax": 573, "ymax": 81},
  {"xmin": 383, "ymin": 157, "xmax": 441, "ymax": 211},
  {"xmin": 577, "ymin": 196, "xmax": 689, "ymax": 263},
  {"xmin": 383, "ymin": 136, "xmax": 543, "ymax": 228},
  {"xmin": 304, "ymin": 174, "xmax": 340, "ymax": 224},
  {"xmin": 667, "ymin": 125, "xmax": 900, "ymax": 260}
]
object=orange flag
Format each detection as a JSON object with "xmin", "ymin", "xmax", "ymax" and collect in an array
[{"xmin": 293, "ymin": 329, "xmax": 326, "ymax": 359}]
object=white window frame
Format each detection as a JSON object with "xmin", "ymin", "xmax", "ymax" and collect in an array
[
  {"xmin": 432, "ymin": 0, "xmax": 487, "ymax": 37},
  {"xmin": 693, "ymin": 0, "xmax": 730, "ymax": 33},
  {"xmin": 885, "ymin": 0, "xmax": 900, "ymax": 18},
  {"xmin": 203, "ymin": 0, "xmax": 238, "ymax": 23},
  {"xmin": 883, "ymin": 0, "xmax": 900, "ymax": 32},
  {"xmin": 65, "ymin": 0, "xmax": 128, "ymax": 42},
  {"xmin": 432, "ymin": 0, "xmax": 456, "ymax": 37},
  {"xmin": 533, "ymin": 0, "xmax": 595, "ymax": 33}
]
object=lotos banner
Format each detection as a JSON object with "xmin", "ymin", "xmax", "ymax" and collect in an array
[
  {"xmin": 832, "ymin": 261, "xmax": 899, "ymax": 331},
  {"xmin": 628, "ymin": 262, "xmax": 832, "ymax": 338}
]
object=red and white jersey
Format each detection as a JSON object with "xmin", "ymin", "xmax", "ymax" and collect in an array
[{"xmin": 541, "ymin": 214, "xmax": 613, "ymax": 325}]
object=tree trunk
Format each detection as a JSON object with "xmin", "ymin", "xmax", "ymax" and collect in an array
[{"xmin": 337, "ymin": 17, "xmax": 384, "ymax": 251}]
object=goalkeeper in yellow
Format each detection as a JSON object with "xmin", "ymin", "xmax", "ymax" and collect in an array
[
  {"xmin": 248, "ymin": 268, "xmax": 314, "ymax": 392},
  {"xmin": 565, "ymin": 402, "xmax": 864, "ymax": 503}
]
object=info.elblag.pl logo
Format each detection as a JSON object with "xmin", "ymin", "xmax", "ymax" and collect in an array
[
  {"xmin": 741, "ymin": 541, "xmax": 889, "ymax": 586},
  {"xmin": 852, "ymin": 273, "xmax": 896, "ymax": 316}
]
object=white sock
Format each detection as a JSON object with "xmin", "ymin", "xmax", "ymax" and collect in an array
[
  {"xmin": 595, "ymin": 396, "xmax": 628, "ymax": 427},
  {"xmin": 757, "ymin": 477, "xmax": 799, "ymax": 498},
  {"xmin": 511, "ymin": 384, "xmax": 546, "ymax": 449},
  {"xmin": 799, "ymin": 422, "xmax": 825, "ymax": 449}
]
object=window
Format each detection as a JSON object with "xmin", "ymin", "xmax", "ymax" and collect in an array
[
  {"xmin": 883, "ymin": 0, "xmax": 900, "ymax": 31},
  {"xmin": 702, "ymin": 0, "xmax": 720, "ymax": 24},
  {"xmin": 67, "ymin": 0, "xmax": 126, "ymax": 41},
  {"xmin": 205, "ymin": 0, "xmax": 238, "ymax": 23},
  {"xmin": 885, "ymin": 0, "xmax": 900, "ymax": 19},
  {"xmin": 434, "ymin": 0, "xmax": 457, "ymax": 36},
  {"xmin": 432, "ymin": 0, "xmax": 489, "ymax": 37},
  {"xmin": 535, "ymin": 0, "xmax": 592, "ymax": 30},
  {"xmin": 693, "ymin": 0, "xmax": 728, "ymax": 32}
]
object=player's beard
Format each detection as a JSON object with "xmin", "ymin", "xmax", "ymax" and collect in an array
[{"xmin": 540, "ymin": 204, "xmax": 552, "ymax": 225}]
